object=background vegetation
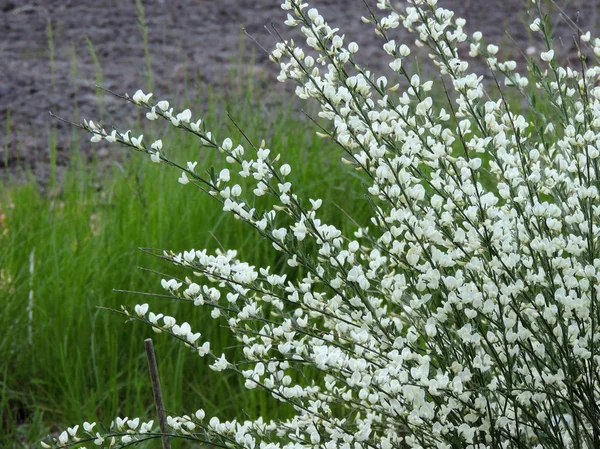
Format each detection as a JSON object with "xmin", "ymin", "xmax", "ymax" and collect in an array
[{"xmin": 0, "ymin": 53, "xmax": 376, "ymax": 448}]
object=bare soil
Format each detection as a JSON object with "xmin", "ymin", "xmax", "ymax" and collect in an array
[{"xmin": 1, "ymin": 0, "xmax": 598, "ymax": 183}]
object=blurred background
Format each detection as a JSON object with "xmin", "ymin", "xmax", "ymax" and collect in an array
[
  {"xmin": 0, "ymin": 0, "xmax": 597, "ymax": 447},
  {"xmin": 1, "ymin": 0, "xmax": 597, "ymax": 182}
]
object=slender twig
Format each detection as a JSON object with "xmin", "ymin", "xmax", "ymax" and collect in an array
[
  {"xmin": 48, "ymin": 111, "xmax": 86, "ymax": 130},
  {"xmin": 95, "ymin": 84, "xmax": 134, "ymax": 103},
  {"xmin": 144, "ymin": 338, "xmax": 172, "ymax": 449},
  {"xmin": 243, "ymin": 27, "xmax": 271, "ymax": 56}
]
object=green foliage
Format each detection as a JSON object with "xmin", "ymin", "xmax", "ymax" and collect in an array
[{"xmin": 0, "ymin": 83, "xmax": 369, "ymax": 448}]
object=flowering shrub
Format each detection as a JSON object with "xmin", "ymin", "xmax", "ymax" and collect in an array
[{"xmin": 44, "ymin": 0, "xmax": 600, "ymax": 448}]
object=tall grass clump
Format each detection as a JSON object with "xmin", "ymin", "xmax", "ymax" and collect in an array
[
  {"xmin": 0, "ymin": 82, "xmax": 365, "ymax": 447},
  {"xmin": 44, "ymin": 0, "xmax": 599, "ymax": 447}
]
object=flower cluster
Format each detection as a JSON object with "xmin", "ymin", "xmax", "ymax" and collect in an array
[{"xmin": 44, "ymin": 0, "xmax": 599, "ymax": 448}]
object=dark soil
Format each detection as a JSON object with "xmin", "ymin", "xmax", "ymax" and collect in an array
[{"xmin": 1, "ymin": 0, "xmax": 598, "ymax": 183}]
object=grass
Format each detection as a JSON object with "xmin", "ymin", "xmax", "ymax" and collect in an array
[{"xmin": 0, "ymin": 74, "xmax": 371, "ymax": 447}]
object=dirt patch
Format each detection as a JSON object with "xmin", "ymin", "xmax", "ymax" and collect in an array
[{"xmin": 0, "ymin": 0, "xmax": 597, "ymax": 184}]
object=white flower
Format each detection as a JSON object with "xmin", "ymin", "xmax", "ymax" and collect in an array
[
  {"xmin": 162, "ymin": 316, "xmax": 176, "ymax": 329},
  {"xmin": 134, "ymin": 303, "xmax": 148, "ymax": 317},
  {"xmin": 161, "ymin": 279, "xmax": 182, "ymax": 291},
  {"xmin": 389, "ymin": 58, "xmax": 402, "ymax": 71},
  {"xmin": 219, "ymin": 168, "xmax": 230, "ymax": 182},
  {"xmin": 127, "ymin": 417, "xmax": 140, "ymax": 430},
  {"xmin": 148, "ymin": 312, "xmax": 163, "ymax": 325},
  {"xmin": 146, "ymin": 107, "xmax": 159, "ymax": 120},
  {"xmin": 178, "ymin": 172, "xmax": 190, "ymax": 185},
  {"xmin": 93, "ymin": 433, "xmax": 104, "ymax": 445},
  {"xmin": 197, "ymin": 341, "xmax": 211, "ymax": 356},
  {"xmin": 221, "ymin": 138, "xmax": 233, "ymax": 151},
  {"xmin": 190, "ymin": 119, "xmax": 202, "ymax": 132},
  {"xmin": 132, "ymin": 89, "xmax": 153, "ymax": 104},
  {"xmin": 280, "ymin": 164, "xmax": 291, "ymax": 176},
  {"xmin": 140, "ymin": 420, "xmax": 154, "ymax": 433},
  {"xmin": 131, "ymin": 134, "xmax": 144, "ymax": 149},
  {"xmin": 149, "ymin": 140, "xmax": 163, "ymax": 163},
  {"xmin": 332, "ymin": 35, "xmax": 343, "ymax": 49},
  {"xmin": 272, "ymin": 228, "xmax": 287, "ymax": 242},
  {"xmin": 151, "ymin": 140, "xmax": 162, "ymax": 151},
  {"xmin": 540, "ymin": 49, "xmax": 554, "ymax": 62},
  {"xmin": 177, "ymin": 109, "xmax": 192, "ymax": 123},
  {"xmin": 210, "ymin": 354, "xmax": 228, "ymax": 371},
  {"xmin": 487, "ymin": 44, "xmax": 499, "ymax": 55},
  {"xmin": 58, "ymin": 431, "xmax": 68, "ymax": 446},
  {"xmin": 115, "ymin": 417, "xmax": 128, "ymax": 430},
  {"xmin": 104, "ymin": 130, "xmax": 117, "ymax": 143},
  {"xmin": 383, "ymin": 40, "xmax": 396, "ymax": 55}
]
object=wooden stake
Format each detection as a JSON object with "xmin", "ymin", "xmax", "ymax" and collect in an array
[{"xmin": 144, "ymin": 338, "xmax": 172, "ymax": 449}]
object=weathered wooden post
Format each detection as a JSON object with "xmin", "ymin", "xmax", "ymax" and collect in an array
[{"xmin": 144, "ymin": 338, "xmax": 172, "ymax": 449}]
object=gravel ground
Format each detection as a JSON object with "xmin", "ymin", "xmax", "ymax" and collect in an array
[{"xmin": 1, "ymin": 0, "xmax": 598, "ymax": 183}]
